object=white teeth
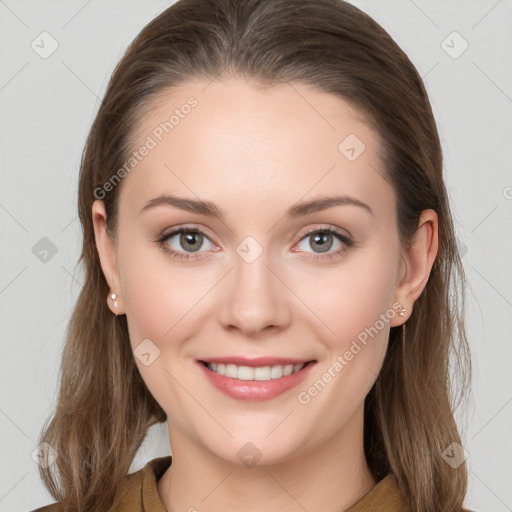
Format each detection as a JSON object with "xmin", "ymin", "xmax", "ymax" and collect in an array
[
  {"xmin": 270, "ymin": 365, "xmax": 283, "ymax": 379},
  {"xmin": 237, "ymin": 365, "xmax": 254, "ymax": 381},
  {"xmin": 207, "ymin": 362, "xmax": 306, "ymax": 380},
  {"xmin": 225, "ymin": 363, "xmax": 238, "ymax": 378},
  {"xmin": 283, "ymin": 364, "xmax": 293, "ymax": 376},
  {"xmin": 254, "ymin": 366, "xmax": 271, "ymax": 381}
]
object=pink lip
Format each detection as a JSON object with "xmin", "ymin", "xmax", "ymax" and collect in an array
[
  {"xmin": 196, "ymin": 359, "xmax": 316, "ymax": 401},
  {"xmin": 199, "ymin": 356, "xmax": 312, "ymax": 367}
]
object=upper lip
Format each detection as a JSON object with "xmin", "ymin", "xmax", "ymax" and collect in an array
[{"xmin": 198, "ymin": 357, "xmax": 315, "ymax": 367}]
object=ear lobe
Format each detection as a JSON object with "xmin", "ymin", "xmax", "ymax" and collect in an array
[
  {"xmin": 392, "ymin": 209, "xmax": 439, "ymax": 325},
  {"xmin": 91, "ymin": 200, "xmax": 125, "ymax": 315}
]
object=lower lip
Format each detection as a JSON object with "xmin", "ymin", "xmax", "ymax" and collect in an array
[{"xmin": 196, "ymin": 360, "xmax": 316, "ymax": 401}]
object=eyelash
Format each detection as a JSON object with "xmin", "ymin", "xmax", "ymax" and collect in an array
[{"xmin": 155, "ymin": 225, "xmax": 353, "ymax": 262}]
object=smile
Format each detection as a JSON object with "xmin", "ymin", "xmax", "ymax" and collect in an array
[
  {"xmin": 204, "ymin": 362, "xmax": 306, "ymax": 381},
  {"xmin": 197, "ymin": 359, "xmax": 316, "ymax": 401}
]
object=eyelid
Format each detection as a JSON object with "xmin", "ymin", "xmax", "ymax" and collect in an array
[
  {"xmin": 159, "ymin": 223, "xmax": 218, "ymax": 243},
  {"xmin": 158, "ymin": 223, "xmax": 350, "ymax": 246},
  {"xmin": 156, "ymin": 223, "xmax": 353, "ymax": 261},
  {"xmin": 291, "ymin": 225, "xmax": 352, "ymax": 254},
  {"xmin": 158, "ymin": 225, "xmax": 218, "ymax": 249},
  {"xmin": 295, "ymin": 224, "xmax": 352, "ymax": 241}
]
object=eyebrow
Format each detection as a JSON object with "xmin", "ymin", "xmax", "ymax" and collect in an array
[{"xmin": 140, "ymin": 193, "xmax": 374, "ymax": 219}]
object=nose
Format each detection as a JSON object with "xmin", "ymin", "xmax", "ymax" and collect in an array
[{"xmin": 217, "ymin": 243, "xmax": 292, "ymax": 338}]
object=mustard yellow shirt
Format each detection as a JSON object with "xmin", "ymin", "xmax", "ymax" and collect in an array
[{"xmin": 33, "ymin": 455, "xmax": 410, "ymax": 511}]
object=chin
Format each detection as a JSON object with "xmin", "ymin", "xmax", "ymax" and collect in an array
[{"xmin": 201, "ymin": 433, "xmax": 305, "ymax": 469}]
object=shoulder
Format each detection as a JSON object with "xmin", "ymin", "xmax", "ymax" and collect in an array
[
  {"xmin": 347, "ymin": 473, "xmax": 410, "ymax": 512},
  {"xmin": 31, "ymin": 505, "xmax": 61, "ymax": 512},
  {"xmin": 31, "ymin": 456, "xmax": 172, "ymax": 512},
  {"xmin": 346, "ymin": 474, "xmax": 479, "ymax": 512}
]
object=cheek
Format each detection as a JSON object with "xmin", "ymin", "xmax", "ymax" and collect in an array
[
  {"xmin": 118, "ymin": 248, "xmax": 207, "ymax": 416},
  {"xmin": 123, "ymin": 269, "xmax": 169, "ymax": 348},
  {"xmin": 119, "ymin": 244, "xmax": 215, "ymax": 351},
  {"xmin": 295, "ymin": 254, "xmax": 399, "ymax": 412},
  {"xmin": 294, "ymin": 249, "xmax": 399, "ymax": 351}
]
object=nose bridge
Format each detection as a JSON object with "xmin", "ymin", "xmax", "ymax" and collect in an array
[{"xmin": 219, "ymin": 235, "xmax": 290, "ymax": 335}]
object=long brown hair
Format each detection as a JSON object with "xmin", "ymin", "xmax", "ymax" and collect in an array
[{"xmin": 37, "ymin": 0, "xmax": 473, "ymax": 510}]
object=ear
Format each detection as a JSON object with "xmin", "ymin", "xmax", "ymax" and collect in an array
[
  {"xmin": 92, "ymin": 199, "xmax": 125, "ymax": 315},
  {"xmin": 391, "ymin": 209, "xmax": 439, "ymax": 327}
]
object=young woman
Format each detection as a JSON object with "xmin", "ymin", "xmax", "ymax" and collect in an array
[{"xmin": 34, "ymin": 0, "xmax": 473, "ymax": 510}]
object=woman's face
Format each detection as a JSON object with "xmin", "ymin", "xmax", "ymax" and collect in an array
[{"xmin": 94, "ymin": 77, "xmax": 413, "ymax": 466}]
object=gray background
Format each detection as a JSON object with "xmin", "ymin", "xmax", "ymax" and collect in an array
[{"xmin": 1, "ymin": 1, "xmax": 511, "ymax": 510}]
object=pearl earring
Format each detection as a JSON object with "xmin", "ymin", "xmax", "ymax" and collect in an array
[
  {"xmin": 110, "ymin": 293, "xmax": 118, "ymax": 308},
  {"xmin": 399, "ymin": 306, "xmax": 406, "ymax": 317}
]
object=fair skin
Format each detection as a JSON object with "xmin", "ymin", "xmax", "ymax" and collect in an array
[{"xmin": 92, "ymin": 77, "xmax": 438, "ymax": 512}]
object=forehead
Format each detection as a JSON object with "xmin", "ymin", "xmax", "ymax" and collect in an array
[{"xmin": 119, "ymin": 77, "xmax": 394, "ymax": 223}]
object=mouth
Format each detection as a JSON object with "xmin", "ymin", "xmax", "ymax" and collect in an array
[
  {"xmin": 198, "ymin": 360, "xmax": 315, "ymax": 381},
  {"xmin": 197, "ymin": 357, "xmax": 317, "ymax": 400}
]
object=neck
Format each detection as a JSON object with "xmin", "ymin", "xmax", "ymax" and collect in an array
[{"xmin": 157, "ymin": 409, "xmax": 378, "ymax": 512}]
